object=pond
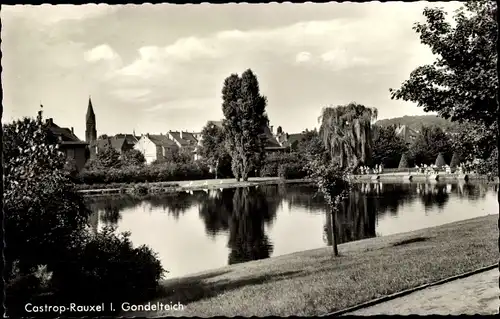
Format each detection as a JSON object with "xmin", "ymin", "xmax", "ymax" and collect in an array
[{"xmin": 86, "ymin": 182, "xmax": 498, "ymax": 279}]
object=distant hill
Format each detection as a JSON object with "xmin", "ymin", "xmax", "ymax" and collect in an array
[{"xmin": 375, "ymin": 115, "xmax": 459, "ymax": 132}]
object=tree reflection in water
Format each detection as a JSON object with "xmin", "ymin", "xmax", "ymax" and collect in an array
[
  {"xmin": 85, "ymin": 192, "xmax": 203, "ymax": 230},
  {"xmin": 198, "ymin": 186, "xmax": 280, "ymax": 265},
  {"xmin": 324, "ymin": 185, "xmax": 377, "ymax": 245},
  {"xmin": 418, "ymin": 183, "xmax": 450, "ymax": 212},
  {"xmin": 85, "ymin": 182, "xmax": 496, "ymax": 264}
]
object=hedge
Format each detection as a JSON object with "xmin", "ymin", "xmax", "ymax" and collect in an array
[
  {"xmin": 278, "ymin": 163, "xmax": 308, "ymax": 179},
  {"xmin": 76, "ymin": 162, "xmax": 212, "ymax": 185},
  {"xmin": 260, "ymin": 152, "xmax": 305, "ymax": 177}
]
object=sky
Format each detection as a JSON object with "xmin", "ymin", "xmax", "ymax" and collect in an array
[{"xmin": 2, "ymin": 2, "xmax": 463, "ymax": 140}]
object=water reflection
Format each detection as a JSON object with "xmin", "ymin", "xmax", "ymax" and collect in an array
[
  {"xmin": 197, "ymin": 187, "xmax": 281, "ymax": 265},
  {"xmin": 86, "ymin": 192, "xmax": 203, "ymax": 228},
  {"xmin": 85, "ymin": 182, "xmax": 497, "ymax": 278},
  {"xmin": 324, "ymin": 187, "xmax": 377, "ymax": 245}
]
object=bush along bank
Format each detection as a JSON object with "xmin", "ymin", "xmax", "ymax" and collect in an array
[
  {"xmin": 76, "ymin": 153, "xmax": 309, "ymax": 186},
  {"xmin": 75, "ymin": 162, "xmax": 212, "ymax": 185},
  {"xmin": 260, "ymin": 153, "xmax": 309, "ymax": 180}
]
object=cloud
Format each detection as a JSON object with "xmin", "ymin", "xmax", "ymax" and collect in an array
[
  {"xmin": 84, "ymin": 44, "xmax": 120, "ymax": 63},
  {"xmin": 110, "ymin": 88, "xmax": 152, "ymax": 102},
  {"xmin": 2, "ymin": 2, "xmax": 464, "ymax": 135},
  {"xmin": 102, "ymin": 2, "xmax": 462, "ymax": 113},
  {"xmin": 1, "ymin": 4, "xmax": 117, "ymax": 25},
  {"xmin": 295, "ymin": 51, "xmax": 312, "ymax": 63}
]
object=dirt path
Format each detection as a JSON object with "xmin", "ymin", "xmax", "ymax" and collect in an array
[{"xmin": 345, "ymin": 269, "xmax": 499, "ymax": 315}]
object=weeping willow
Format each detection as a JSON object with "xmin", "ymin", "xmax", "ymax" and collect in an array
[{"xmin": 319, "ymin": 102, "xmax": 378, "ymax": 169}]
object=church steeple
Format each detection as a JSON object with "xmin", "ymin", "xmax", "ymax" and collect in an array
[{"xmin": 85, "ymin": 96, "xmax": 97, "ymax": 143}]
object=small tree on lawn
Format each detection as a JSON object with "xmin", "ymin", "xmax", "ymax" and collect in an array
[
  {"xmin": 398, "ymin": 153, "xmax": 409, "ymax": 169},
  {"xmin": 306, "ymin": 158, "xmax": 351, "ymax": 257},
  {"xmin": 435, "ymin": 153, "xmax": 446, "ymax": 168}
]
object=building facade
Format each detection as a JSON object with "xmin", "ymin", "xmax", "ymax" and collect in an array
[
  {"xmin": 134, "ymin": 134, "xmax": 180, "ymax": 164},
  {"xmin": 46, "ymin": 118, "xmax": 89, "ymax": 172}
]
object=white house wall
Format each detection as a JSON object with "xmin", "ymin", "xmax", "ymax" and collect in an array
[{"xmin": 134, "ymin": 137, "xmax": 158, "ymax": 165}]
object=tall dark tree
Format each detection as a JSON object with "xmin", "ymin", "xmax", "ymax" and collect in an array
[
  {"xmin": 222, "ymin": 69, "xmax": 269, "ymax": 181},
  {"xmin": 371, "ymin": 125, "xmax": 408, "ymax": 168},
  {"xmin": 222, "ymin": 74, "xmax": 243, "ymax": 180}
]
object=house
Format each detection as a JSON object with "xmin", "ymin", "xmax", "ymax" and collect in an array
[
  {"xmin": 166, "ymin": 131, "xmax": 200, "ymax": 161},
  {"xmin": 134, "ymin": 134, "xmax": 180, "ymax": 164},
  {"xmin": 167, "ymin": 131, "xmax": 199, "ymax": 150},
  {"xmin": 262, "ymin": 125, "xmax": 286, "ymax": 152},
  {"xmin": 46, "ymin": 118, "xmax": 89, "ymax": 172},
  {"xmin": 272, "ymin": 125, "xmax": 307, "ymax": 151},
  {"xmin": 83, "ymin": 96, "xmax": 139, "ymax": 157},
  {"xmin": 114, "ymin": 133, "xmax": 140, "ymax": 151},
  {"xmin": 90, "ymin": 137, "xmax": 129, "ymax": 156},
  {"xmin": 275, "ymin": 129, "xmax": 306, "ymax": 150},
  {"xmin": 395, "ymin": 124, "xmax": 419, "ymax": 144}
]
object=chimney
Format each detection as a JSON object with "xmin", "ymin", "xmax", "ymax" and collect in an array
[
  {"xmin": 71, "ymin": 127, "xmax": 74, "ymax": 134},
  {"xmin": 46, "ymin": 118, "xmax": 53, "ymax": 125},
  {"xmin": 270, "ymin": 125, "xmax": 274, "ymax": 134},
  {"xmin": 146, "ymin": 133, "xmax": 150, "ymax": 138},
  {"xmin": 180, "ymin": 131, "xmax": 183, "ymax": 139}
]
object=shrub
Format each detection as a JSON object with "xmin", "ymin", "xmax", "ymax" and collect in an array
[
  {"xmin": 4, "ymin": 113, "xmax": 165, "ymax": 316},
  {"xmin": 475, "ymin": 147, "xmax": 498, "ymax": 178},
  {"xmin": 77, "ymin": 162, "xmax": 212, "ymax": 184},
  {"xmin": 97, "ymin": 144, "xmax": 122, "ymax": 169},
  {"xmin": 132, "ymin": 184, "xmax": 150, "ymax": 196},
  {"xmin": 450, "ymin": 152, "xmax": 461, "ymax": 169},
  {"xmin": 398, "ymin": 153, "xmax": 409, "ymax": 169},
  {"xmin": 434, "ymin": 153, "xmax": 446, "ymax": 168},
  {"xmin": 121, "ymin": 149, "xmax": 146, "ymax": 167},
  {"xmin": 278, "ymin": 163, "xmax": 308, "ymax": 179},
  {"xmin": 4, "ymin": 115, "xmax": 91, "ymax": 276},
  {"xmin": 50, "ymin": 227, "xmax": 165, "ymax": 309},
  {"xmin": 260, "ymin": 152, "xmax": 304, "ymax": 177}
]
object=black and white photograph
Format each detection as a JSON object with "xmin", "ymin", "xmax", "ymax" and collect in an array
[{"xmin": 2, "ymin": 1, "xmax": 499, "ymax": 317}]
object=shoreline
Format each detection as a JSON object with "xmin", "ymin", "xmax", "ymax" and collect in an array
[
  {"xmin": 77, "ymin": 173, "xmax": 497, "ymax": 195},
  {"xmin": 351, "ymin": 172, "xmax": 498, "ymax": 183},
  {"xmin": 77, "ymin": 177, "xmax": 312, "ymax": 195},
  {"xmin": 127, "ymin": 214, "xmax": 498, "ymax": 317}
]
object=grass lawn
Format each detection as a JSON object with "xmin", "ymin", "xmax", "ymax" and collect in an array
[{"xmin": 125, "ymin": 214, "xmax": 498, "ymax": 317}]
